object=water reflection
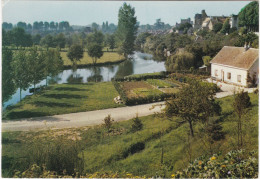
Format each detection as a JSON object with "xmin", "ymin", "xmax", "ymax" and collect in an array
[
  {"xmin": 114, "ymin": 60, "xmax": 134, "ymax": 78},
  {"xmin": 87, "ymin": 67, "xmax": 103, "ymax": 82}
]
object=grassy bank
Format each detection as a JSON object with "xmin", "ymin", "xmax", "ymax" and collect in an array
[
  {"xmin": 61, "ymin": 52, "xmax": 125, "ymax": 68},
  {"xmin": 2, "ymin": 93, "xmax": 258, "ymax": 177},
  {"xmin": 3, "ymin": 82, "xmax": 124, "ymax": 120}
]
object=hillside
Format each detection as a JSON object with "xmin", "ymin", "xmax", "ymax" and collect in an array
[{"xmin": 2, "ymin": 93, "xmax": 258, "ymax": 177}]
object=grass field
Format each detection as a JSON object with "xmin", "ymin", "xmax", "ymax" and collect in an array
[
  {"xmin": 61, "ymin": 52, "xmax": 124, "ymax": 67},
  {"xmin": 2, "ymin": 93, "xmax": 258, "ymax": 177},
  {"xmin": 3, "ymin": 82, "xmax": 124, "ymax": 120}
]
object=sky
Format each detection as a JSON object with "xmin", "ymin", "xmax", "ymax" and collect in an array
[{"xmin": 2, "ymin": 1, "xmax": 250, "ymax": 26}]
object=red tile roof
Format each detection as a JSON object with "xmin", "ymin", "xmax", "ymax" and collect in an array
[{"xmin": 210, "ymin": 46, "xmax": 259, "ymax": 69}]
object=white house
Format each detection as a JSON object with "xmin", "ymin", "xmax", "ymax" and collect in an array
[{"xmin": 210, "ymin": 46, "xmax": 259, "ymax": 87}]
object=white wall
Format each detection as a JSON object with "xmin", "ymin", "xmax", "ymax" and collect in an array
[
  {"xmin": 248, "ymin": 59, "xmax": 259, "ymax": 84},
  {"xmin": 211, "ymin": 63, "xmax": 248, "ymax": 86}
]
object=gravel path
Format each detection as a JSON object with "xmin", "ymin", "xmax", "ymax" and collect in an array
[{"xmin": 2, "ymin": 102, "xmax": 165, "ymax": 132}]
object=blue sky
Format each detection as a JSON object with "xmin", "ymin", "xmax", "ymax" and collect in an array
[{"xmin": 3, "ymin": 1, "xmax": 250, "ymax": 26}]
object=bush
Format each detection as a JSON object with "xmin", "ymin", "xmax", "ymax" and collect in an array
[
  {"xmin": 172, "ymin": 150, "xmax": 258, "ymax": 178},
  {"xmin": 130, "ymin": 115, "xmax": 143, "ymax": 132},
  {"xmin": 103, "ymin": 114, "xmax": 114, "ymax": 132}
]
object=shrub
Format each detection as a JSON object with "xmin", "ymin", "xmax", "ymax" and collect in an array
[
  {"xmin": 20, "ymin": 136, "xmax": 84, "ymax": 176},
  {"xmin": 130, "ymin": 114, "xmax": 143, "ymax": 132},
  {"xmin": 103, "ymin": 114, "xmax": 114, "ymax": 132},
  {"xmin": 173, "ymin": 150, "xmax": 258, "ymax": 178}
]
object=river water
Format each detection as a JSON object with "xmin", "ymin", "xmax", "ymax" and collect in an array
[{"xmin": 3, "ymin": 52, "xmax": 166, "ymax": 108}]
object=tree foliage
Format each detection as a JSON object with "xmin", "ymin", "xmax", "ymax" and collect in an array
[
  {"xmin": 165, "ymin": 80, "xmax": 221, "ymax": 137},
  {"xmin": 165, "ymin": 51, "xmax": 195, "ymax": 72},
  {"xmin": 238, "ymin": 1, "xmax": 259, "ymax": 31},
  {"xmin": 87, "ymin": 43, "xmax": 103, "ymax": 65},
  {"xmin": 2, "ymin": 47, "xmax": 16, "ymax": 103},
  {"xmin": 67, "ymin": 44, "xmax": 84, "ymax": 67},
  {"xmin": 116, "ymin": 3, "xmax": 138, "ymax": 58},
  {"xmin": 11, "ymin": 49, "xmax": 31, "ymax": 101}
]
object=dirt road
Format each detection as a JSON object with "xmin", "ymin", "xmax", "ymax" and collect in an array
[{"xmin": 2, "ymin": 102, "xmax": 165, "ymax": 132}]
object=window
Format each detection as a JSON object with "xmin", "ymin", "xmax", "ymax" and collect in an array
[
  {"xmin": 227, "ymin": 72, "xmax": 231, "ymax": 80},
  {"xmin": 215, "ymin": 69, "xmax": 218, "ymax": 76},
  {"xmin": 237, "ymin": 75, "xmax": 241, "ymax": 82}
]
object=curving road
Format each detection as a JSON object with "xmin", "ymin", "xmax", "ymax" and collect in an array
[{"xmin": 2, "ymin": 102, "xmax": 165, "ymax": 132}]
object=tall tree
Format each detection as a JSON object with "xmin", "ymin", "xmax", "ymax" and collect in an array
[
  {"xmin": 116, "ymin": 3, "xmax": 138, "ymax": 58},
  {"xmin": 107, "ymin": 34, "xmax": 116, "ymax": 51},
  {"xmin": 27, "ymin": 47, "xmax": 45, "ymax": 92},
  {"xmin": 11, "ymin": 49, "xmax": 30, "ymax": 101},
  {"xmin": 165, "ymin": 80, "xmax": 221, "ymax": 137},
  {"xmin": 2, "ymin": 47, "xmax": 16, "ymax": 103},
  {"xmin": 238, "ymin": 1, "xmax": 259, "ymax": 32},
  {"xmin": 43, "ymin": 48, "xmax": 63, "ymax": 86}
]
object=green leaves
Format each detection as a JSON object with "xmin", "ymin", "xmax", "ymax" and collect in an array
[
  {"xmin": 117, "ymin": 3, "xmax": 138, "ymax": 58},
  {"xmin": 238, "ymin": 1, "xmax": 259, "ymax": 31}
]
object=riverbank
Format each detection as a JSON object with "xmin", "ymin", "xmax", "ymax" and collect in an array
[
  {"xmin": 61, "ymin": 51, "xmax": 125, "ymax": 68},
  {"xmin": 3, "ymin": 82, "xmax": 124, "ymax": 120}
]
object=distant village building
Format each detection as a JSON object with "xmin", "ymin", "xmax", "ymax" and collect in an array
[
  {"xmin": 194, "ymin": 10, "xmax": 239, "ymax": 31},
  {"xmin": 229, "ymin": 14, "xmax": 239, "ymax": 29},
  {"xmin": 194, "ymin": 10, "xmax": 208, "ymax": 29},
  {"xmin": 175, "ymin": 18, "xmax": 193, "ymax": 28},
  {"xmin": 210, "ymin": 46, "xmax": 259, "ymax": 87}
]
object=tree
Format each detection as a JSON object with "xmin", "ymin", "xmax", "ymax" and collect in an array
[
  {"xmin": 116, "ymin": 3, "xmax": 138, "ymax": 58},
  {"xmin": 43, "ymin": 48, "xmax": 63, "ymax": 86},
  {"xmin": 2, "ymin": 47, "xmax": 16, "ymax": 103},
  {"xmin": 107, "ymin": 34, "xmax": 116, "ymax": 51},
  {"xmin": 17, "ymin": 22, "xmax": 27, "ymax": 29},
  {"xmin": 165, "ymin": 80, "xmax": 221, "ymax": 137},
  {"xmin": 11, "ymin": 27, "xmax": 33, "ymax": 48},
  {"xmin": 103, "ymin": 114, "xmax": 114, "ymax": 132},
  {"xmin": 87, "ymin": 43, "xmax": 103, "ymax": 65},
  {"xmin": 86, "ymin": 29, "xmax": 104, "ymax": 46},
  {"xmin": 213, "ymin": 23, "xmax": 223, "ymax": 33},
  {"xmin": 233, "ymin": 91, "xmax": 251, "ymax": 148},
  {"xmin": 238, "ymin": 1, "xmax": 259, "ymax": 32},
  {"xmin": 55, "ymin": 33, "xmax": 66, "ymax": 49},
  {"xmin": 44, "ymin": 21, "xmax": 49, "ymax": 31},
  {"xmin": 11, "ymin": 49, "xmax": 30, "ymax": 101},
  {"xmin": 27, "ymin": 47, "xmax": 45, "ymax": 92},
  {"xmin": 165, "ymin": 51, "xmax": 195, "ymax": 71},
  {"xmin": 220, "ymin": 19, "xmax": 230, "ymax": 34},
  {"xmin": 67, "ymin": 44, "xmax": 84, "ymax": 68},
  {"xmin": 130, "ymin": 114, "xmax": 143, "ymax": 132},
  {"xmin": 40, "ymin": 34, "xmax": 55, "ymax": 49},
  {"xmin": 32, "ymin": 34, "xmax": 41, "ymax": 45},
  {"xmin": 91, "ymin": 22, "xmax": 99, "ymax": 30},
  {"xmin": 203, "ymin": 56, "xmax": 212, "ymax": 70}
]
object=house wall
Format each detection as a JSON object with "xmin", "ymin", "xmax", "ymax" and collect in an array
[
  {"xmin": 211, "ymin": 63, "xmax": 248, "ymax": 86},
  {"xmin": 248, "ymin": 59, "xmax": 259, "ymax": 85}
]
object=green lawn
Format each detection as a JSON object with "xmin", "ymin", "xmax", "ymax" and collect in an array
[
  {"xmin": 2, "ymin": 93, "xmax": 258, "ymax": 177},
  {"xmin": 3, "ymin": 82, "xmax": 124, "ymax": 120},
  {"xmin": 61, "ymin": 52, "xmax": 124, "ymax": 67}
]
